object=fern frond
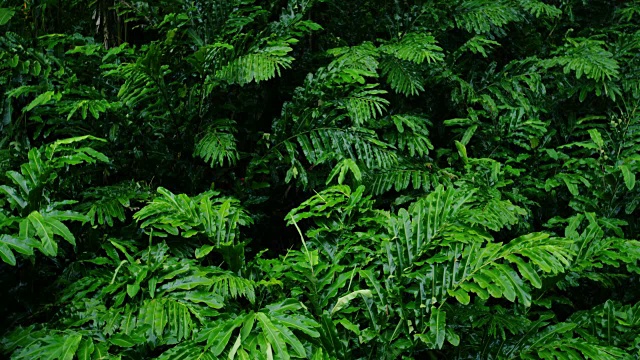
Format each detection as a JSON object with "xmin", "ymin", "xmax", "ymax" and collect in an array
[
  {"xmin": 327, "ymin": 42, "xmax": 380, "ymax": 83},
  {"xmin": 616, "ymin": 2, "xmax": 640, "ymax": 21},
  {"xmin": 515, "ymin": 324, "xmax": 633, "ymax": 360},
  {"xmin": 455, "ymin": 0, "xmax": 522, "ymax": 34},
  {"xmin": 382, "ymin": 33, "xmax": 444, "ymax": 65},
  {"xmin": 544, "ymin": 38, "xmax": 620, "ymax": 82},
  {"xmin": 461, "ymin": 198, "xmax": 527, "ymax": 231},
  {"xmin": 217, "ymin": 42, "xmax": 294, "ymax": 85},
  {"xmin": 292, "ymin": 127, "xmax": 397, "ymax": 169},
  {"xmin": 326, "ymin": 158, "xmax": 362, "ymax": 185},
  {"xmin": 386, "ymin": 115, "xmax": 433, "ymax": 157},
  {"xmin": 133, "ymin": 188, "xmax": 252, "ymax": 245},
  {"xmin": 367, "ymin": 165, "xmax": 434, "ymax": 195},
  {"xmin": 78, "ymin": 181, "xmax": 149, "ymax": 227},
  {"xmin": 456, "ymin": 36, "xmax": 501, "ymax": 58},
  {"xmin": 560, "ymin": 214, "xmax": 640, "ymax": 288},
  {"xmin": 427, "ymin": 233, "xmax": 572, "ymax": 307},
  {"xmin": 210, "ymin": 271, "xmax": 256, "ymax": 303},
  {"xmin": 519, "ymin": 0, "xmax": 562, "ymax": 18},
  {"xmin": 386, "ymin": 187, "xmax": 573, "ymax": 308},
  {"xmin": 380, "ymin": 57, "xmax": 425, "ymax": 96},
  {"xmin": 155, "ymin": 341, "xmax": 216, "ymax": 360},
  {"xmin": 339, "ymin": 85, "xmax": 389, "ymax": 126},
  {"xmin": 9, "ymin": 331, "xmax": 84, "ymax": 360},
  {"xmin": 198, "ymin": 300, "xmax": 319, "ymax": 359},
  {"xmin": 115, "ymin": 45, "xmax": 168, "ymax": 113},
  {"xmin": 194, "ymin": 120, "xmax": 239, "ymax": 168}
]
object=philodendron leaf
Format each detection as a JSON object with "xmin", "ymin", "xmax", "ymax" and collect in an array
[
  {"xmin": 60, "ymin": 334, "xmax": 82, "ymax": 360},
  {"xmin": 27, "ymin": 212, "xmax": 56, "ymax": 256}
]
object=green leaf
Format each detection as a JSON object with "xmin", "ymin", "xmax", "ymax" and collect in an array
[
  {"xmin": 455, "ymin": 140, "xmax": 468, "ymax": 162},
  {"xmin": 0, "ymin": 8, "xmax": 15, "ymax": 25},
  {"xmin": 429, "ymin": 306, "xmax": 446, "ymax": 349},
  {"xmin": 139, "ymin": 299, "xmax": 168, "ymax": 337},
  {"xmin": 109, "ymin": 333, "xmax": 145, "ymax": 348},
  {"xmin": 619, "ymin": 165, "xmax": 636, "ymax": 190},
  {"xmin": 256, "ymin": 313, "xmax": 289, "ymax": 360},
  {"xmin": 331, "ymin": 290, "xmax": 372, "ymax": 315},
  {"xmin": 447, "ymin": 288, "xmax": 470, "ymax": 305},
  {"xmin": 506, "ymin": 254, "xmax": 542, "ymax": 288},
  {"xmin": 0, "ymin": 244, "xmax": 16, "ymax": 266},
  {"xmin": 587, "ymin": 129, "xmax": 605, "ymax": 148},
  {"xmin": 76, "ymin": 338, "xmax": 94, "ymax": 360},
  {"xmin": 1, "ymin": 231, "xmax": 37, "ymax": 258},
  {"xmin": 183, "ymin": 291, "xmax": 224, "ymax": 309},
  {"xmin": 228, "ymin": 334, "xmax": 243, "ymax": 359},
  {"xmin": 209, "ymin": 316, "xmax": 245, "ymax": 356},
  {"xmin": 25, "ymin": 91, "xmax": 55, "ymax": 112},
  {"xmin": 560, "ymin": 176, "xmax": 579, "ymax": 196},
  {"xmin": 60, "ymin": 334, "xmax": 82, "ymax": 360},
  {"xmin": 27, "ymin": 212, "xmax": 56, "ymax": 256},
  {"xmin": 0, "ymin": 185, "xmax": 27, "ymax": 209},
  {"xmin": 43, "ymin": 217, "xmax": 76, "ymax": 246},
  {"xmin": 161, "ymin": 275, "xmax": 213, "ymax": 291},
  {"xmin": 271, "ymin": 314, "xmax": 320, "ymax": 338},
  {"xmin": 195, "ymin": 245, "xmax": 215, "ymax": 259}
]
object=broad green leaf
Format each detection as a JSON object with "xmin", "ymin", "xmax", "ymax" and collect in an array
[
  {"xmin": 506, "ymin": 254, "xmax": 542, "ymax": 288},
  {"xmin": 256, "ymin": 313, "xmax": 289, "ymax": 360},
  {"xmin": 272, "ymin": 322, "xmax": 306, "ymax": 357},
  {"xmin": 331, "ymin": 290, "xmax": 372, "ymax": 315},
  {"xmin": 160, "ymin": 275, "xmax": 213, "ymax": 291},
  {"xmin": 28, "ymin": 211, "xmax": 56, "ymax": 256},
  {"xmin": 455, "ymin": 140, "xmax": 468, "ymax": 162},
  {"xmin": 445, "ymin": 327, "xmax": 460, "ymax": 346},
  {"xmin": 337, "ymin": 318, "xmax": 360, "ymax": 335},
  {"xmin": 271, "ymin": 314, "xmax": 320, "ymax": 338},
  {"xmin": 139, "ymin": 299, "xmax": 168, "ymax": 337},
  {"xmin": 6, "ymin": 171, "xmax": 29, "ymax": 195},
  {"xmin": 0, "ymin": 244, "xmax": 16, "ymax": 265},
  {"xmin": 587, "ymin": 129, "xmax": 604, "ymax": 148},
  {"xmin": 183, "ymin": 291, "xmax": 224, "ymax": 309},
  {"xmin": 25, "ymin": 91, "xmax": 55, "ymax": 112},
  {"xmin": 60, "ymin": 334, "xmax": 82, "ymax": 360},
  {"xmin": 0, "ymin": 185, "xmax": 27, "ymax": 209},
  {"xmin": 447, "ymin": 288, "xmax": 470, "ymax": 305},
  {"xmin": 109, "ymin": 333, "xmax": 145, "ymax": 348},
  {"xmin": 76, "ymin": 338, "xmax": 94, "ymax": 360},
  {"xmin": 209, "ymin": 316, "xmax": 245, "ymax": 356},
  {"xmin": 429, "ymin": 306, "xmax": 446, "ymax": 349},
  {"xmin": 619, "ymin": 165, "xmax": 636, "ymax": 190},
  {"xmin": 560, "ymin": 176, "xmax": 579, "ymax": 196},
  {"xmin": 127, "ymin": 283, "xmax": 140, "ymax": 298},
  {"xmin": 195, "ymin": 245, "xmax": 215, "ymax": 258},
  {"xmin": 43, "ymin": 217, "xmax": 76, "ymax": 246},
  {"xmin": 0, "ymin": 8, "xmax": 15, "ymax": 25}
]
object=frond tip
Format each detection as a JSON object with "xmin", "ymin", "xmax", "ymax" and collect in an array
[
  {"xmin": 217, "ymin": 43, "xmax": 294, "ymax": 85},
  {"xmin": 194, "ymin": 120, "xmax": 239, "ymax": 168}
]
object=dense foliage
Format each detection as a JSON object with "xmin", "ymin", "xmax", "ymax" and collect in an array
[{"xmin": 1, "ymin": 0, "xmax": 640, "ymax": 358}]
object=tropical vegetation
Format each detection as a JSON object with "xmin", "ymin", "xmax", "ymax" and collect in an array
[{"xmin": 1, "ymin": 0, "xmax": 640, "ymax": 358}]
